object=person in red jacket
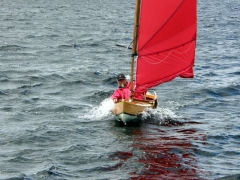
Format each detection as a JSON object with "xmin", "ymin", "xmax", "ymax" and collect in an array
[
  {"xmin": 111, "ymin": 73, "xmax": 145, "ymax": 103},
  {"xmin": 111, "ymin": 73, "xmax": 131, "ymax": 103}
]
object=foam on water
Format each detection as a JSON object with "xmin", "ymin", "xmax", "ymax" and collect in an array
[
  {"xmin": 80, "ymin": 98, "xmax": 178, "ymax": 124},
  {"xmin": 141, "ymin": 106, "xmax": 180, "ymax": 125},
  {"xmin": 80, "ymin": 98, "xmax": 115, "ymax": 121}
]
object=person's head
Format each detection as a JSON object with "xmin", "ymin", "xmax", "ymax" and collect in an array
[{"xmin": 117, "ymin": 73, "xmax": 127, "ymax": 88}]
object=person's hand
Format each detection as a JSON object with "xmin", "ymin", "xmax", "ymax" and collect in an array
[{"xmin": 113, "ymin": 99, "xmax": 118, "ymax": 103}]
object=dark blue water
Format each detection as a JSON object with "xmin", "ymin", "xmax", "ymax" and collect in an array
[{"xmin": 0, "ymin": 0, "xmax": 239, "ymax": 179}]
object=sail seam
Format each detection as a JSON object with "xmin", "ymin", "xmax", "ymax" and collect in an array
[
  {"xmin": 141, "ymin": 51, "xmax": 172, "ymax": 65},
  {"xmin": 139, "ymin": 38, "xmax": 196, "ymax": 57},
  {"xmin": 173, "ymin": 41, "xmax": 195, "ymax": 54},
  {"xmin": 140, "ymin": 41, "xmax": 194, "ymax": 65}
]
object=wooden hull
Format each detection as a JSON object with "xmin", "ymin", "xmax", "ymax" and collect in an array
[{"xmin": 112, "ymin": 92, "xmax": 157, "ymax": 125}]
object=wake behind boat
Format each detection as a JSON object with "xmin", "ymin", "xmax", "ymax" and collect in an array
[{"xmin": 112, "ymin": 0, "xmax": 197, "ymax": 125}]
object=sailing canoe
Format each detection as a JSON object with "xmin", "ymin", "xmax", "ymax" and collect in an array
[{"xmin": 112, "ymin": 0, "xmax": 197, "ymax": 124}]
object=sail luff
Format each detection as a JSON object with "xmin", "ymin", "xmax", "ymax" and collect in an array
[{"xmin": 130, "ymin": 0, "xmax": 141, "ymax": 96}]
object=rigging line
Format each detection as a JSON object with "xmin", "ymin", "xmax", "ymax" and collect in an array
[
  {"xmin": 138, "ymin": 0, "xmax": 186, "ymax": 52},
  {"xmin": 127, "ymin": 40, "xmax": 133, "ymax": 50}
]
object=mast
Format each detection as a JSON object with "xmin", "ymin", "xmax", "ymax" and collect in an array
[{"xmin": 130, "ymin": 0, "xmax": 141, "ymax": 98}]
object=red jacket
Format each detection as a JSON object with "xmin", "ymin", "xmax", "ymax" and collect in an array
[
  {"xmin": 111, "ymin": 82, "xmax": 145, "ymax": 100},
  {"xmin": 111, "ymin": 82, "xmax": 131, "ymax": 100}
]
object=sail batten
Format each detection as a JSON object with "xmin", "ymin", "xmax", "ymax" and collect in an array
[{"xmin": 135, "ymin": 0, "xmax": 197, "ymax": 91}]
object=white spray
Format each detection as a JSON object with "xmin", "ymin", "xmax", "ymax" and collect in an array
[{"xmin": 80, "ymin": 98, "xmax": 115, "ymax": 121}]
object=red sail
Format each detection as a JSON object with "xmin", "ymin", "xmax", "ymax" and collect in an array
[{"xmin": 135, "ymin": 0, "xmax": 197, "ymax": 91}]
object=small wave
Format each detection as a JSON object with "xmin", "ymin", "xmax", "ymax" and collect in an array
[
  {"xmin": 203, "ymin": 85, "xmax": 240, "ymax": 98},
  {"xmin": 80, "ymin": 98, "xmax": 114, "ymax": 121},
  {"xmin": 33, "ymin": 165, "xmax": 72, "ymax": 179},
  {"xmin": 58, "ymin": 44, "xmax": 75, "ymax": 49},
  {"xmin": 82, "ymin": 91, "xmax": 113, "ymax": 105},
  {"xmin": 59, "ymin": 80, "xmax": 88, "ymax": 86},
  {"xmin": 54, "ymin": 105, "xmax": 77, "ymax": 112},
  {"xmin": 27, "ymin": 104, "xmax": 81, "ymax": 114},
  {"xmin": 18, "ymin": 83, "xmax": 43, "ymax": 89},
  {"xmin": 0, "ymin": 90, "xmax": 7, "ymax": 95},
  {"xmin": 109, "ymin": 151, "xmax": 133, "ymax": 161},
  {"xmin": 44, "ymin": 73, "xmax": 65, "ymax": 81},
  {"xmin": 216, "ymin": 174, "xmax": 240, "ymax": 180},
  {"xmin": 103, "ymin": 76, "xmax": 118, "ymax": 86},
  {"xmin": 0, "ymin": 44, "xmax": 26, "ymax": 51}
]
